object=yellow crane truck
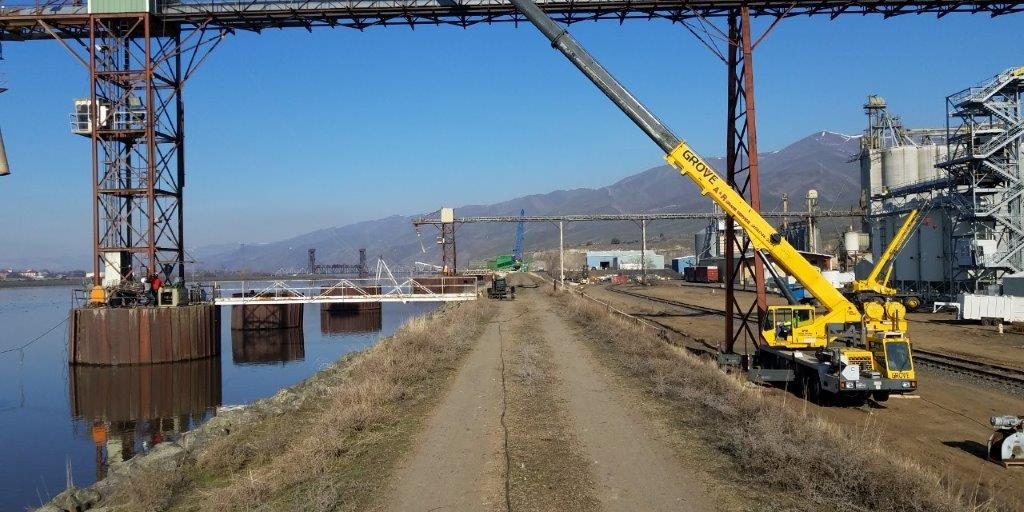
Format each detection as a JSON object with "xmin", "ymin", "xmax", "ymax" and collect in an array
[
  {"xmin": 509, "ymin": 0, "xmax": 917, "ymax": 403},
  {"xmin": 847, "ymin": 209, "xmax": 925, "ymax": 311}
]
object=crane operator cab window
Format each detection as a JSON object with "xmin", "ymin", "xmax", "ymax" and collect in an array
[
  {"xmin": 763, "ymin": 306, "xmax": 814, "ymax": 341},
  {"xmin": 884, "ymin": 340, "xmax": 913, "ymax": 372}
]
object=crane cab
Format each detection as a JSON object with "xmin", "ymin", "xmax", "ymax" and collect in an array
[
  {"xmin": 866, "ymin": 332, "xmax": 916, "ymax": 381},
  {"xmin": 762, "ymin": 305, "xmax": 824, "ymax": 348}
]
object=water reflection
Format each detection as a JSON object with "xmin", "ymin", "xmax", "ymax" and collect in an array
[
  {"xmin": 230, "ymin": 328, "xmax": 305, "ymax": 365},
  {"xmin": 320, "ymin": 309, "xmax": 383, "ymax": 335},
  {"xmin": 69, "ymin": 357, "xmax": 222, "ymax": 480}
]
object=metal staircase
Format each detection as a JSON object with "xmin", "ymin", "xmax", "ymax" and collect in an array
[{"xmin": 942, "ymin": 67, "xmax": 1024, "ymax": 284}]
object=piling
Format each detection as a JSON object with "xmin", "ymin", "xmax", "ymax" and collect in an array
[
  {"xmin": 68, "ymin": 305, "xmax": 220, "ymax": 365},
  {"xmin": 230, "ymin": 303, "xmax": 304, "ymax": 330}
]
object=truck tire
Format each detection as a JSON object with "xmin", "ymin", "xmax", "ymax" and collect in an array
[
  {"xmin": 902, "ymin": 296, "xmax": 922, "ymax": 311},
  {"xmin": 872, "ymin": 391, "xmax": 890, "ymax": 403}
]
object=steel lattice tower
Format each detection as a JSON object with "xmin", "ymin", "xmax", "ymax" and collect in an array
[{"xmin": 943, "ymin": 68, "xmax": 1024, "ymax": 290}]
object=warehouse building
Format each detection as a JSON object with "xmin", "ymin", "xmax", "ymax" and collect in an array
[{"xmin": 586, "ymin": 250, "xmax": 665, "ymax": 271}]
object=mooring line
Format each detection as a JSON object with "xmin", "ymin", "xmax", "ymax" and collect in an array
[
  {"xmin": 497, "ymin": 323, "xmax": 513, "ymax": 512},
  {"xmin": 0, "ymin": 315, "xmax": 68, "ymax": 356}
]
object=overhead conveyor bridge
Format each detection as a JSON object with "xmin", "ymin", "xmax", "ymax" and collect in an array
[{"xmin": 1, "ymin": 0, "xmax": 1021, "ymax": 39}]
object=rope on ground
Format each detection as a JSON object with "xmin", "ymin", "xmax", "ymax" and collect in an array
[
  {"xmin": 0, "ymin": 315, "xmax": 69, "ymax": 356},
  {"xmin": 918, "ymin": 395, "xmax": 991, "ymax": 429},
  {"xmin": 498, "ymin": 323, "xmax": 513, "ymax": 512}
]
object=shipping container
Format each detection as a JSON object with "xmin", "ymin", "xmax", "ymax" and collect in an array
[
  {"xmin": 959, "ymin": 293, "xmax": 1024, "ymax": 323},
  {"xmin": 706, "ymin": 266, "xmax": 720, "ymax": 283},
  {"xmin": 692, "ymin": 266, "xmax": 719, "ymax": 283},
  {"xmin": 683, "ymin": 267, "xmax": 696, "ymax": 282}
]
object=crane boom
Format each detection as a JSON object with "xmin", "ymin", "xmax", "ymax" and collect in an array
[
  {"xmin": 512, "ymin": 209, "xmax": 526, "ymax": 262},
  {"xmin": 855, "ymin": 209, "xmax": 921, "ymax": 295},
  {"xmin": 509, "ymin": 0, "xmax": 917, "ymax": 401},
  {"xmin": 508, "ymin": 0, "xmax": 861, "ymax": 346}
]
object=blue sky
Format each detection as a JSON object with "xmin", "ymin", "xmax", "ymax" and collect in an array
[{"xmin": 0, "ymin": 13, "xmax": 1021, "ymax": 267}]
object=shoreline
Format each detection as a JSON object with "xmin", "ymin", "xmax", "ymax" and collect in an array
[{"xmin": 38, "ymin": 299, "xmax": 490, "ymax": 512}]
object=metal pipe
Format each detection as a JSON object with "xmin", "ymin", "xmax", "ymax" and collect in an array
[{"xmin": 508, "ymin": 0, "xmax": 680, "ymax": 154}]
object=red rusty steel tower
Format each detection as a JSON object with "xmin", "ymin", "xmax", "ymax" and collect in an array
[
  {"xmin": 723, "ymin": 7, "xmax": 768, "ymax": 355},
  {"xmin": 66, "ymin": 13, "xmax": 223, "ymax": 287}
]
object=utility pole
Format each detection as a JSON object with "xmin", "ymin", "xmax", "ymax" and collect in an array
[
  {"xmin": 559, "ymin": 220, "xmax": 565, "ymax": 287},
  {"xmin": 641, "ymin": 219, "xmax": 648, "ymax": 284},
  {"xmin": 781, "ymin": 193, "xmax": 789, "ymax": 230},
  {"xmin": 807, "ymin": 190, "xmax": 818, "ymax": 253}
]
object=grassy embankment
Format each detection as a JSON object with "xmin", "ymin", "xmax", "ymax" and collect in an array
[
  {"xmin": 558, "ymin": 291, "xmax": 1016, "ymax": 512},
  {"xmin": 96, "ymin": 300, "xmax": 491, "ymax": 512}
]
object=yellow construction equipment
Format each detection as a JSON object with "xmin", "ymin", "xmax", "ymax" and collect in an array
[
  {"xmin": 510, "ymin": 0, "xmax": 915, "ymax": 403},
  {"xmin": 847, "ymin": 209, "xmax": 924, "ymax": 311}
]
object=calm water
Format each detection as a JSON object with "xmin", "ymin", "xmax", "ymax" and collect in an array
[{"xmin": 0, "ymin": 285, "xmax": 437, "ymax": 510}]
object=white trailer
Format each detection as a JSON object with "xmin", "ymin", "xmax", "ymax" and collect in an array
[{"xmin": 958, "ymin": 293, "xmax": 1024, "ymax": 324}]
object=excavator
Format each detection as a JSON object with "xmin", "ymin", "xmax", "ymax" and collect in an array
[
  {"xmin": 847, "ymin": 209, "xmax": 925, "ymax": 311},
  {"xmin": 509, "ymin": 0, "xmax": 916, "ymax": 403}
]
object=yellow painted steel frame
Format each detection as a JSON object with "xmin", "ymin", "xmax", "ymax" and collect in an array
[{"xmin": 665, "ymin": 142, "xmax": 864, "ymax": 349}]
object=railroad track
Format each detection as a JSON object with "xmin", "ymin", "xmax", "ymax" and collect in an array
[
  {"xmin": 607, "ymin": 285, "xmax": 733, "ymax": 318},
  {"xmin": 606, "ymin": 284, "xmax": 1024, "ymax": 392},
  {"xmin": 912, "ymin": 349, "xmax": 1024, "ymax": 392}
]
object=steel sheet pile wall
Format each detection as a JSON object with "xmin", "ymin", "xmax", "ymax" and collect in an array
[
  {"xmin": 230, "ymin": 303, "xmax": 303, "ymax": 330},
  {"xmin": 69, "ymin": 305, "xmax": 220, "ymax": 365}
]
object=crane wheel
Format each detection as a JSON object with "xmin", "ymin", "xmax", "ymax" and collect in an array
[
  {"xmin": 903, "ymin": 296, "xmax": 922, "ymax": 311},
  {"xmin": 872, "ymin": 391, "xmax": 890, "ymax": 403}
]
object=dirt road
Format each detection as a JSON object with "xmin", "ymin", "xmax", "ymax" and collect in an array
[{"xmin": 382, "ymin": 283, "xmax": 717, "ymax": 511}]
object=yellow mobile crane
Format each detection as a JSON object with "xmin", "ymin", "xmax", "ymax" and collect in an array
[
  {"xmin": 847, "ymin": 209, "xmax": 925, "ymax": 311},
  {"xmin": 509, "ymin": 0, "xmax": 916, "ymax": 403}
]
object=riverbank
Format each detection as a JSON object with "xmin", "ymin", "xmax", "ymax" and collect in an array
[{"xmin": 40, "ymin": 299, "xmax": 491, "ymax": 512}]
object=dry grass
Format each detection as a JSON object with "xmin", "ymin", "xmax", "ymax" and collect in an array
[
  {"xmin": 122, "ymin": 462, "xmax": 187, "ymax": 512},
  {"xmin": 558, "ymin": 293, "xmax": 1010, "ymax": 512},
  {"xmin": 93, "ymin": 300, "xmax": 493, "ymax": 512}
]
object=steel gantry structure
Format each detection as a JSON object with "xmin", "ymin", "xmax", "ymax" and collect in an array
[
  {"xmin": 413, "ymin": 208, "xmax": 863, "ymax": 285},
  {"xmin": 1, "ymin": 0, "xmax": 1019, "ymax": 354}
]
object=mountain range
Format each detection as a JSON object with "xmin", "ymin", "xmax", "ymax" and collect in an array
[{"xmin": 194, "ymin": 131, "xmax": 863, "ymax": 273}]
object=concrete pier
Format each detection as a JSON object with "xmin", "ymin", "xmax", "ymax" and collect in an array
[{"xmin": 69, "ymin": 305, "xmax": 220, "ymax": 365}]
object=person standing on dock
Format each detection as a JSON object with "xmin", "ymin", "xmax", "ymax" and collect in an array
[{"xmin": 150, "ymin": 273, "xmax": 163, "ymax": 305}]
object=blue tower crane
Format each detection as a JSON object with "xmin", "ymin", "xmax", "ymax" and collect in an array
[{"xmin": 512, "ymin": 209, "xmax": 526, "ymax": 263}]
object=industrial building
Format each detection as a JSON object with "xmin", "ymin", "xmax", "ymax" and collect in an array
[
  {"xmin": 855, "ymin": 68, "xmax": 1024, "ymax": 297},
  {"xmin": 586, "ymin": 250, "xmax": 665, "ymax": 271}
]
